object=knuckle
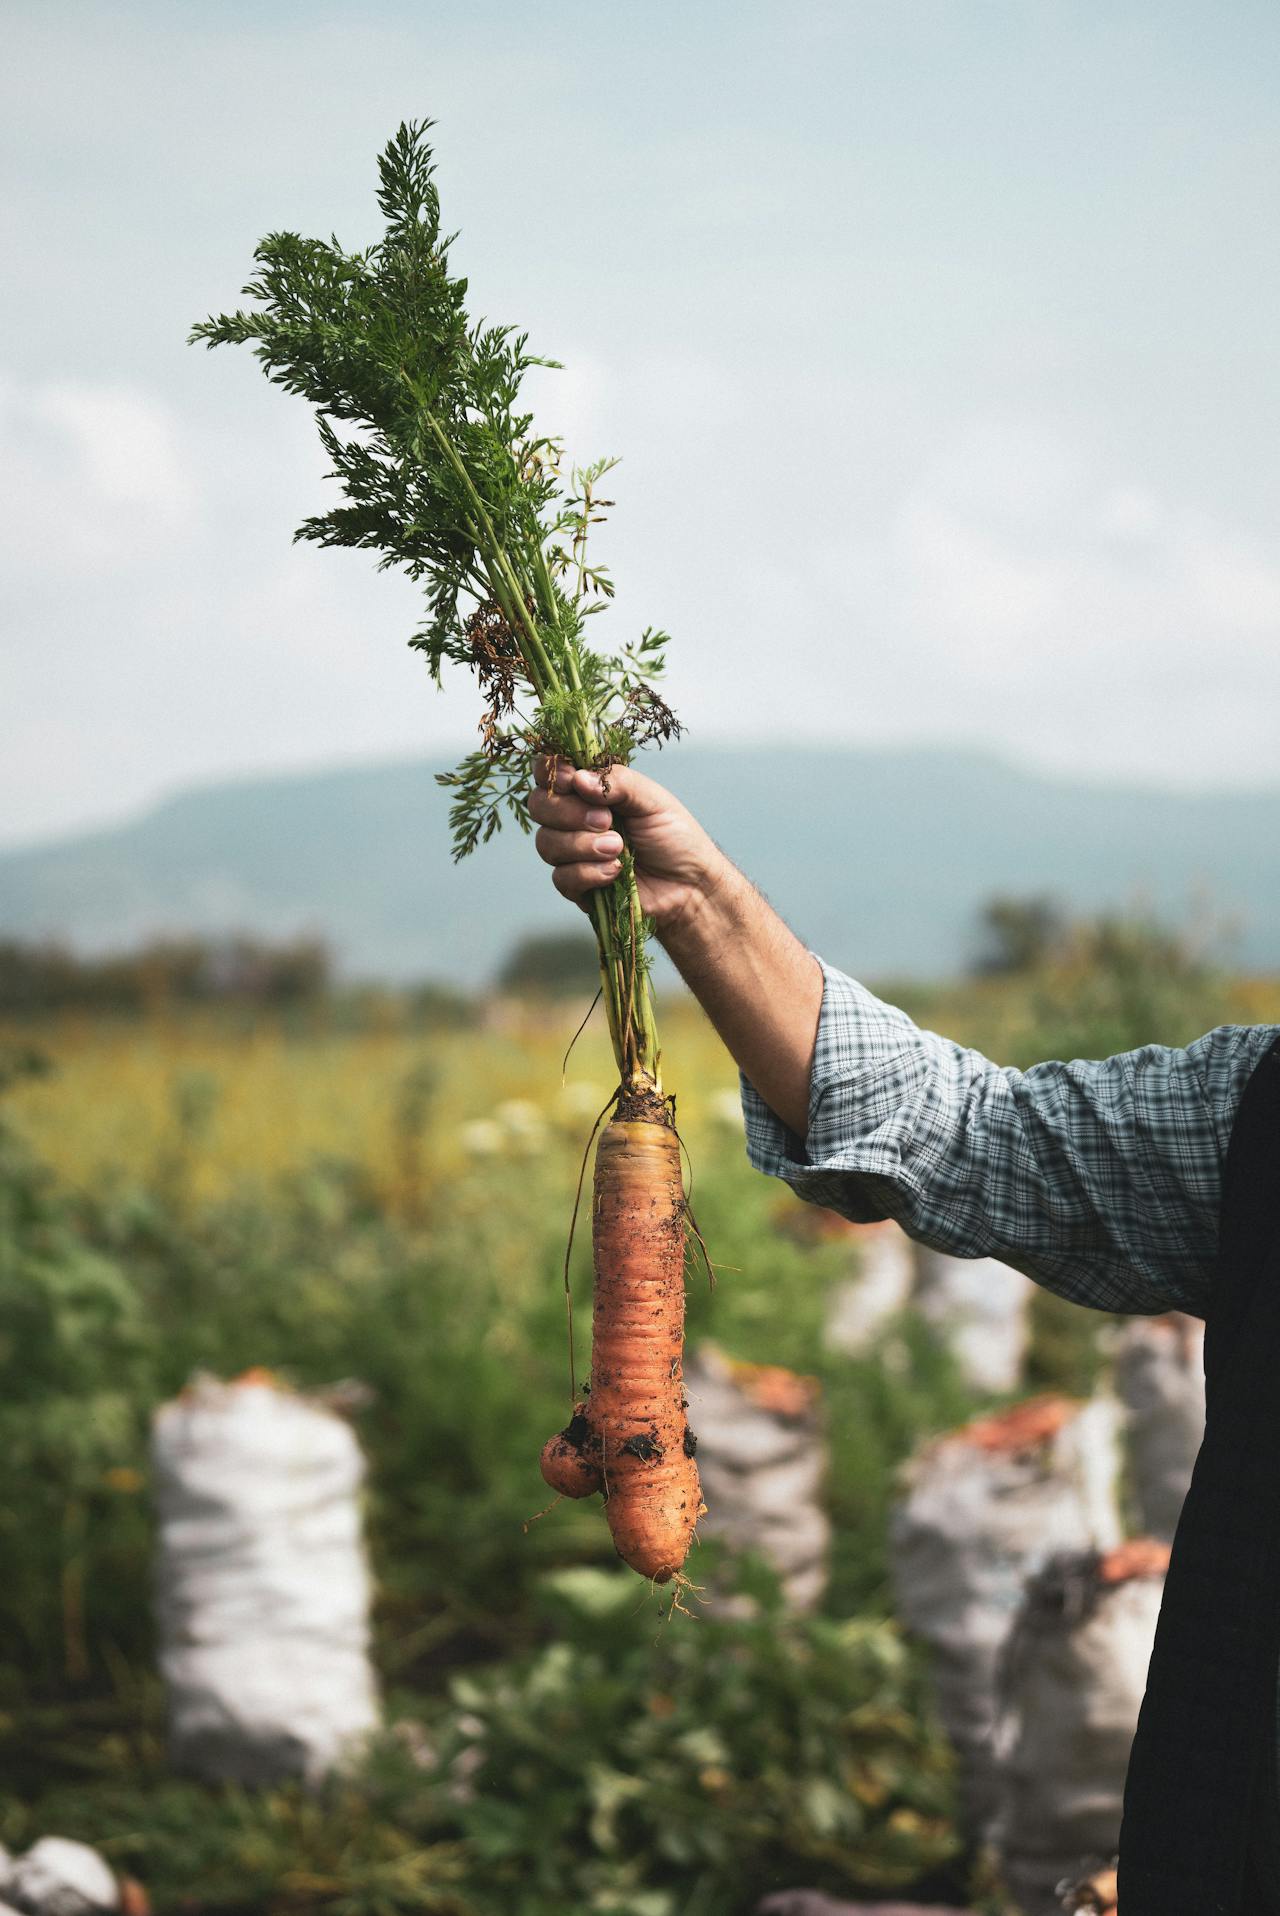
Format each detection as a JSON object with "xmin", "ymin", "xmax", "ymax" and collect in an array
[{"xmin": 532, "ymin": 792, "xmax": 588, "ymax": 831}]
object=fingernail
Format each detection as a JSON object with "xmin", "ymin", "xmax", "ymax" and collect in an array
[
  {"xmin": 585, "ymin": 808, "xmax": 611, "ymax": 829},
  {"xmin": 594, "ymin": 834, "xmax": 622, "ymax": 855}
]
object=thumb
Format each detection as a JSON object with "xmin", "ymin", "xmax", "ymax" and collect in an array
[{"xmin": 567, "ymin": 762, "xmax": 668, "ymax": 821}]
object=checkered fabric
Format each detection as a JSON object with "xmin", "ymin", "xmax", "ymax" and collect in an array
[{"xmin": 741, "ymin": 959, "xmax": 1280, "ymax": 1317}]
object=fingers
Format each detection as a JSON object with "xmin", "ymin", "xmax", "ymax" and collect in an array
[
  {"xmin": 552, "ymin": 858, "xmax": 621, "ymax": 905},
  {"xmin": 536, "ymin": 821, "xmax": 622, "ymax": 901},
  {"xmin": 528, "ymin": 784, "xmax": 613, "ymax": 832},
  {"xmin": 534, "ymin": 825, "xmax": 622, "ymax": 868},
  {"xmin": 530, "ymin": 756, "xmax": 671, "ymax": 912},
  {"xmin": 531, "ymin": 756, "xmax": 658, "ymax": 820}
]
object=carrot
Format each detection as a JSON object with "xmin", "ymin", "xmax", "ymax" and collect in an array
[
  {"xmin": 197, "ymin": 120, "xmax": 702, "ymax": 1585},
  {"xmin": 541, "ymin": 1092, "xmax": 702, "ymax": 1582}
]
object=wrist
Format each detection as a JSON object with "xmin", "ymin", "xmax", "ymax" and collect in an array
[{"xmin": 655, "ymin": 843, "xmax": 741, "ymax": 954}]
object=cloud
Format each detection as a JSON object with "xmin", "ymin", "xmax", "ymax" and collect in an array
[
  {"xmin": 41, "ymin": 383, "xmax": 192, "ymax": 512},
  {"xmin": 0, "ymin": 367, "xmax": 463, "ymax": 847},
  {"xmin": 834, "ymin": 417, "xmax": 1280, "ymax": 779},
  {"xmin": 888, "ymin": 421, "xmax": 1280, "ymax": 679},
  {"xmin": 1097, "ymin": 485, "xmax": 1165, "ymax": 547},
  {"xmin": 0, "ymin": 376, "xmax": 193, "ymax": 575},
  {"xmin": 687, "ymin": 409, "xmax": 1280, "ymax": 790}
]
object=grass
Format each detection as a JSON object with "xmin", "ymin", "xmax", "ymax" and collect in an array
[
  {"xmin": 3, "ymin": 950, "xmax": 1274, "ymax": 1912},
  {"xmin": 0, "ymin": 996, "xmax": 743, "ymax": 1207}
]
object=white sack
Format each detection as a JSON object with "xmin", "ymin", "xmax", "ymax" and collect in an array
[
  {"xmin": 914, "ymin": 1250, "xmax": 1034, "ymax": 1395},
  {"xmin": 1057, "ymin": 1864, "xmax": 1118, "ymax": 1915},
  {"xmin": 1112, "ymin": 1314, "xmax": 1205, "ymax": 1542},
  {"xmin": 824, "ymin": 1222, "xmax": 916, "ymax": 1357},
  {"xmin": 152, "ymin": 1372, "xmax": 380, "ymax": 1784},
  {"xmin": 993, "ymin": 1547, "xmax": 1167, "ymax": 1916},
  {"xmin": 889, "ymin": 1397, "xmax": 1123, "ymax": 1840},
  {"xmin": 686, "ymin": 1344, "xmax": 830, "ymax": 1615},
  {"xmin": 7, "ymin": 1839, "xmax": 118, "ymax": 1916}
]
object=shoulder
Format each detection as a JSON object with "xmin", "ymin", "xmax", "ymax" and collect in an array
[{"xmin": 1183, "ymin": 1024, "xmax": 1280, "ymax": 1154}]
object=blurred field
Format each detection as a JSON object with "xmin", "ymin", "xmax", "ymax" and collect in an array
[
  {"xmin": 2, "ymin": 947, "xmax": 1277, "ymax": 1913},
  {"xmin": 10, "ymin": 954, "xmax": 1278, "ymax": 1204},
  {"xmin": 0, "ymin": 996, "xmax": 742, "ymax": 1206}
]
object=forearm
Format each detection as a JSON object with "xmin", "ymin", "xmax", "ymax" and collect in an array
[{"xmin": 659, "ymin": 856, "xmax": 823, "ymax": 1138}]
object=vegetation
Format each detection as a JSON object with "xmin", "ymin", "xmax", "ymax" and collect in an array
[
  {"xmin": 192, "ymin": 118, "xmax": 679, "ymax": 1091},
  {"xmin": 194, "ymin": 115, "xmax": 713, "ymax": 1580},
  {"xmin": 0, "ymin": 996, "xmax": 973, "ymax": 1911},
  {"xmin": 964, "ymin": 896, "xmax": 1232, "ymax": 1064},
  {"xmin": 3, "ymin": 1593, "xmax": 961, "ymax": 1916},
  {"xmin": 0, "ymin": 934, "xmax": 332, "ymax": 1018},
  {"xmin": 2, "ymin": 908, "xmax": 1275, "ymax": 1908},
  {"xmin": 497, "ymin": 930, "xmax": 602, "ymax": 998}
]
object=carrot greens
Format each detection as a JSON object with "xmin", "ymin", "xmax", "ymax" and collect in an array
[
  {"xmin": 194, "ymin": 119, "xmax": 704, "ymax": 1582},
  {"xmin": 191, "ymin": 119, "xmax": 678, "ymax": 1092}
]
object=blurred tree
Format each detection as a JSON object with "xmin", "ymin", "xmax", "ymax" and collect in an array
[
  {"xmin": 0, "ymin": 936, "xmax": 332, "ymax": 1017},
  {"xmin": 496, "ymin": 931, "xmax": 601, "ymax": 998},
  {"xmin": 1026, "ymin": 908, "xmax": 1227, "ymax": 1061},
  {"xmin": 971, "ymin": 895, "xmax": 1065, "ymax": 975},
  {"xmin": 968, "ymin": 896, "xmax": 1231, "ymax": 1064}
]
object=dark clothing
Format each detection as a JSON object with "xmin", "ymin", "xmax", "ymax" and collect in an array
[
  {"xmin": 1119, "ymin": 1037, "xmax": 1280, "ymax": 1913},
  {"xmin": 741, "ymin": 965, "xmax": 1280, "ymax": 1894}
]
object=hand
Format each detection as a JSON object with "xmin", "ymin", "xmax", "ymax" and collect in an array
[
  {"xmin": 529, "ymin": 759, "xmax": 726, "ymax": 934},
  {"xmin": 532, "ymin": 756, "xmax": 821, "ymax": 1135}
]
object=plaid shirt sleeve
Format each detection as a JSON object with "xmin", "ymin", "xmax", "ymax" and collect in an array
[{"xmin": 741, "ymin": 958, "xmax": 1279, "ymax": 1316}]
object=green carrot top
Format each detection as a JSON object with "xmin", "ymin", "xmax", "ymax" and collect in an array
[{"xmin": 191, "ymin": 118, "xmax": 675, "ymax": 1086}]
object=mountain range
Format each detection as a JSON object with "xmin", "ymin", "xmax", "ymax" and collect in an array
[{"xmin": 1, "ymin": 745, "xmax": 1277, "ymax": 984}]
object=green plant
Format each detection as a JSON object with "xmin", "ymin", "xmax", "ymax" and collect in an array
[
  {"xmin": 5, "ymin": 1577, "xmax": 964, "ymax": 1916},
  {"xmin": 0, "ymin": 1094, "xmax": 157, "ymax": 1696},
  {"xmin": 0, "ymin": 1770, "xmax": 472, "ymax": 1916},
  {"xmin": 961, "ymin": 896, "xmax": 1232, "ymax": 1065},
  {"xmin": 419, "ymin": 1569, "xmax": 962, "ymax": 1916},
  {"xmin": 497, "ymin": 930, "xmax": 603, "ymax": 999},
  {"xmin": 192, "ymin": 121, "xmax": 676, "ymax": 1094},
  {"xmin": 193, "ymin": 117, "xmax": 713, "ymax": 1584}
]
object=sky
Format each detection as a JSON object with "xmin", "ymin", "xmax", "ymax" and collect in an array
[{"xmin": 3, "ymin": 0, "xmax": 1279, "ymax": 848}]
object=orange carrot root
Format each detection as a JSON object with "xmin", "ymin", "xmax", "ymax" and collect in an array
[
  {"xmin": 539, "ymin": 1099, "xmax": 702, "ymax": 1582},
  {"xmin": 539, "ymin": 1410, "xmax": 604, "ymax": 1499}
]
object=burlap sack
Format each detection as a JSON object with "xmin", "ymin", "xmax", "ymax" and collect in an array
[
  {"xmin": 824, "ymin": 1221, "xmax": 917, "ymax": 1357},
  {"xmin": 685, "ymin": 1344, "xmax": 830, "ymax": 1615},
  {"xmin": 1112, "ymin": 1314, "xmax": 1204, "ymax": 1541},
  {"xmin": 914, "ymin": 1248, "xmax": 1034, "ymax": 1395},
  {"xmin": 992, "ymin": 1542, "xmax": 1168, "ymax": 1916},
  {"xmin": 152, "ymin": 1371, "xmax": 380, "ymax": 1783},
  {"xmin": 890, "ymin": 1396, "xmax": 1123, "ymax": 1838}
]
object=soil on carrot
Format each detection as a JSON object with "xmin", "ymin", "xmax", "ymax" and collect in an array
[{"xmin": 614, "ymin": 1083, "xmax": 671, "ymax": 1125}]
